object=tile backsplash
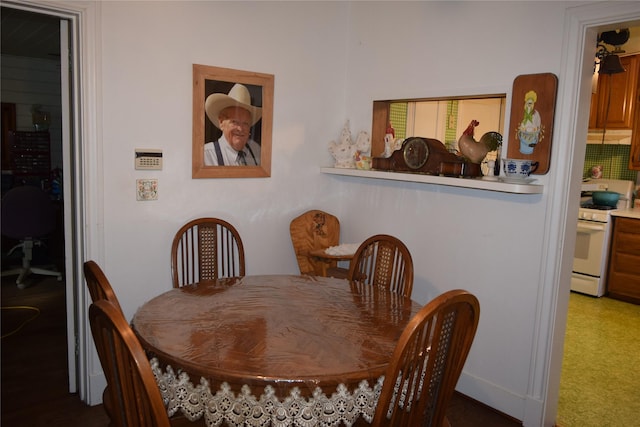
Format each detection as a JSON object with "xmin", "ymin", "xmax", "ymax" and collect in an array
[{"xmin": 583, "ymin": 144, "xmax": 637, "ymax": 182}]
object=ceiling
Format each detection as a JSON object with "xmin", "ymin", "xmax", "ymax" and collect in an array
[{"xmin": 1, "ymin": 6, "xmax": 61, "ymax": 60}]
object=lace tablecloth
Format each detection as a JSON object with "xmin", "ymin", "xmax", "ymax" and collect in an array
[{"xmin": 151, "ymin": 358, "xmax": 383, "ymax": 427}]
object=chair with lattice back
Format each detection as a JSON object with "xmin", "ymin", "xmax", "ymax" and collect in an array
[
  {"xmin": 371, "ymin": 289, "xmax": 480, "ymax": 427},
  {"xmin": 171, "ymin": 217, "xmax": 245, "ymax": 288},
  {"xmin": 347, "ymin": 234, "xmax": 414, "ymax": 298}
]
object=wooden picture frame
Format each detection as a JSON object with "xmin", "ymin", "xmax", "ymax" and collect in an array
[
  {"xmin": 506, "ymin": 73, "xmax": 558, "ymax": 174},
  {"xmin": 192, "ymin": 64, "xmax": 274, "ymax": 178}
]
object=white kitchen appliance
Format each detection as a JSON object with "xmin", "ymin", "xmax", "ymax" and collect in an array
[{"xmin": 571, "ymin": 179, "xmax": 634, "ymax": 297}]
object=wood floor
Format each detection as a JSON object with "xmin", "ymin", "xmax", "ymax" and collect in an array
[{"xmin": 1, "ymin": 275, "xmax": 521, "ymax": 427}]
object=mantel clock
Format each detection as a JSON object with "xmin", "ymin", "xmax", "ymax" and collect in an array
[{"xmin": 372, "ymin": 137, "xmax": 482, "ymax": 177}]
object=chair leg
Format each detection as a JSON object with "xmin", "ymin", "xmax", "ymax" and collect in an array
[
  {"xmin": 1, "ymin": 243, "xmax": 27, "ymax": 285},
  {"xmin": 1, "ymin": 240, "xmax": 62, "ymax": 289},
  {"xmin": 15, "ymin": 269, "xmax": 30, "ymax": 289},
  {"xmin": 30, "ymin": 267, "xmax": 63, "ymax": 280}
]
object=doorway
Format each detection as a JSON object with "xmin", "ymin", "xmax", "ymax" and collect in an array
[
  {"xmin": 0, "ymin": 3, "xmax": 77, "ymax": 393},
  {"xmin": 550, "ymin": 5, "xmax": 640, "ymax": 427}
]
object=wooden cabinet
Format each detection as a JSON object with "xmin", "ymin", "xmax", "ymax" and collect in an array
[
  {"xmin": 607, "ymin": 217, "xmax": 640, "ymax": 304},
  {"xmin": 589, "ymin": 55, "xmax": 639, "ymax": 130},
  {"xmin": 629, "ymin": 84, "xmax": 640, "ymax": 169}
]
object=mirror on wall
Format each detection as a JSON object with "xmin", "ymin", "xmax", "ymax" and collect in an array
[{"xmin": 371, "ymin": 95, "xmax": 507, "ymax": 159}]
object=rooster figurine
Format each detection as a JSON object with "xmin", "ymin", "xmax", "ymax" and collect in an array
[
  {"xmin": 457, "ymin": 120, "xmax": 486, "ymax": 164},
  {"xmin": 457, "ymin": 120, "xmax": 502, "ymax": 164}
]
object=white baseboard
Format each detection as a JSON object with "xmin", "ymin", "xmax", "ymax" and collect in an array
[
  {"xmin": 87, "ymin": 372, "xmax": 107, "ymax": 406},
  {"xmin": 456, "ymin": 371, "xmax": 528, "ymax": 423}
]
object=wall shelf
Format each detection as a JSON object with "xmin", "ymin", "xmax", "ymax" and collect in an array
[{"xmin": 320, "ymin": 167, "xmax": 544, "ymax": 194}]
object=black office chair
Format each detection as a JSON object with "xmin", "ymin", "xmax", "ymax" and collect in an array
[{"xmin": 1, "ymin": 185, "xmax": 62, "ymax": 289}]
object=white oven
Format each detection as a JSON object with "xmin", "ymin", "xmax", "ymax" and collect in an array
[
  {"xmin": 571, "ymin": 213, "xmax": 612, "ymax": 296},
  {"xmin": 571, "ymin": 179, "xmax": 634, "ymax": 297}
]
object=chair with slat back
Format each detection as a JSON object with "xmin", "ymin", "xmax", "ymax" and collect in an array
[
  {"xmin": 348, "ymin": 234, "xmax": 414, "ymax": 298},
  {"xmin": 89, "ymin": 300, "xmax": 171, "ymax": 427},
  {"xmin": 83, "ymin": 260, "xmax": 123, "ymax": 313},
  {"xmin": 371, "ymin": 289, "xmax": 480, "ymax": 427},
  {"xmin": 171, "ymin": 217, "xmax": 245, "ymax": 288},
  {"xmin": 83, "ymin": 260, "xmax": 123, "ymax": 424},
  {"xmin": 289, "ymin": 209, "xmax": 349, "ymax": 279},
  {"xmin": 84, "ymin": 262, "xmax": 191, "ymax": 426}
]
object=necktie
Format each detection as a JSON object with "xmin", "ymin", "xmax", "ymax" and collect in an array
[{"xmin": 237, "ymin": 151, "xmax": 247, "ymax": 165}]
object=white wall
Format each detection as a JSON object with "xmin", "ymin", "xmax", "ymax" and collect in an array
[
  {"xmin": 341, "ymin": 1, "xmax": 565, "ymax": 422},
  {"xmin": 82, "ymin": 1, "xmax": 639, "ymax": 425},
  {"xmin": 1, "ymin": 55, "xmax": 63, "ymax": 168},
  {"xmin": 99, "ymin": 0, "xmax": 351, "ymax": 307}
]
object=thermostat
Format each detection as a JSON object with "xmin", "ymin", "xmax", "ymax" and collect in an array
[{"xmin": 135, "ymin": 149, "xmax": 162, "ymax": 170}]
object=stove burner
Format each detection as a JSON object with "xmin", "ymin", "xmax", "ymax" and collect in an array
[{"xmin": 581, "ymin": 204, "xmax": 616, "ymax": 210}]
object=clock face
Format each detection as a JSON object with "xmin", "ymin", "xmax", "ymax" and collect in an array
[{"xmin": 403, "ymin": 138, "xmax": 429, "ymax": 170}]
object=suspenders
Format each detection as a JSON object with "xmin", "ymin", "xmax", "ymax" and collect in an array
[
  {"xmin": 214, "ymin": 140, "xmax": 224, "ymax": 165},
  {"xmin": 213, "ymin": 140, "xmax": 257, "ymax": 166}
]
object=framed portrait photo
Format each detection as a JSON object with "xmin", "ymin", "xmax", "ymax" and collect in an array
[{"xmin": 192, "ymin": 64, "xmax": 274, "ymax": 178}]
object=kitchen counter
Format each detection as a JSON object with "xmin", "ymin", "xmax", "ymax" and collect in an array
[{"xmin": 611, "ymin": 207, "xmax": 640, "ymax": 220}]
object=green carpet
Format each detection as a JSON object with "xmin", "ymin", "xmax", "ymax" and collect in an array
[{"xmin": 557, "ymin": 293, "xmax": 640, "ymax": 427}]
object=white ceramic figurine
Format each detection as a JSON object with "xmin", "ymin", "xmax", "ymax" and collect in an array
[{"xmin": 328, "ymin": 121, "xmax": 358, "ymax": 168}]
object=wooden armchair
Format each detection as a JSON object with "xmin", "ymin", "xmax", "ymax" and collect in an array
[
  {"xmin": 289, "ymin": 209, "xmax": 349, "ymax": 279},
  {"xmin": 89, "ymin": 300, "xmax": 171, "ymax": 427},
  {"xmin": 348, "ymin": 234, "xmax": 414, "ymax": 298},
  {"xmin": 171, "ymin": 217, "xmax": 245, "ymax": 288},
  {"xmin": 371, "ymin": 289, "xmax": 480, "ymax": 427}
]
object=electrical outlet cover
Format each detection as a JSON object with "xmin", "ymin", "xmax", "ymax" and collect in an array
[{"xmin": 136, "ymin": 179, "xmax": 158, "ymax": 201}]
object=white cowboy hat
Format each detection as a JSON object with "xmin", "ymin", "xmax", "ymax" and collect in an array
[{"xmin": 205, "ymin": 83, "xmax": 262, "ymax": 129}]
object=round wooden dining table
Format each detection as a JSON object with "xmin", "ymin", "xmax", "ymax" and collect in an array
[{"xmin": 131, "ymin": 274, "xmax": 422, "ymax": 426}]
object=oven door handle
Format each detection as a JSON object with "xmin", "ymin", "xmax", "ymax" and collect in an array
[{"xmin": 576, "ymin": 222, "xmax": 607, "ymax": 232}]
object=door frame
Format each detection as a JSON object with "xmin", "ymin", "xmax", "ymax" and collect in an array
[
  {"xmin": 1, "ymin": 0, "xmax": 104, "ymax": 403},
  {"xmin": 543, "ymin": 3, "xmax": 640, "ymax": 426}
]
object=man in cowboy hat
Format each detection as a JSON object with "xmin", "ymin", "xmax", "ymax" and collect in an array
[{"xmin": 203, "ymin": 83, "xmax": 262, "ymax": 166}]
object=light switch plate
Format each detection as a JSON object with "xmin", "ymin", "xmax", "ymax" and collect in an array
[{"xmin": 136, "ymin": 179, "xmax": 158, "ymax": 201}]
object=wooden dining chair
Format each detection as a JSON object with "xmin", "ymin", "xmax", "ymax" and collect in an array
[
  {"xmin": 89, "ymin": 299, "xmax": 171, "ymax": 427},
  {"xmin": 371, "ymin": 289, "xmax": 480, "ymax": 427},
  {"xmin": 289, "ymin": 209, "xmax": 349, "ymax": 279},
  {"xmin": 171, "ymin": 217, "xmax": 245, "ymax": 288},
  {"xmin": 83, "ymin": 260, "xmax": 123, "ymax": 313},
  {"xmin": 347, "ymin": 234, "xmax": 414, "ymax": 298},
  {"xmin": 83, "ymin": 259, "xmax": 124, "ymax": 423}
]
